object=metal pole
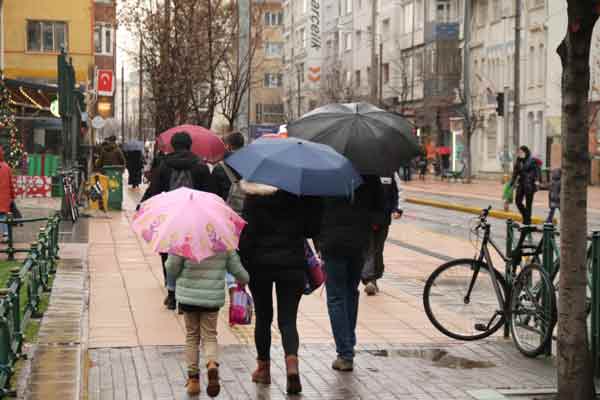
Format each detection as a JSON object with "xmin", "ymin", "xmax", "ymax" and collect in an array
[
  {"xmin": 513, "ymin": 0, "xmax": 521, "ymax": 149},
  {"xmin": 379, "ymin": 42, "xmax": 383, "ymax": 107},
  {"xmin": 503, "ymin": 85, "xmax": 510, "ymax": 176},
  {"xmin": 236, "ymin": 0, "xmax": 250, "ymax": 136},
  {"xmin": 121, "ymin": 64, "xmax": 125, "ymax": 143},
  {"xmin": 297, "ymin": 66, "xmax": 301, "ymax": 117},
  {"xmin": 138, "ymin": 39, "xmax": 143, "ymax": 141},
  {"xmin": 370, "ymin": 0, "xmax": 378, "ymax": 103},
  {"xmin": 462, "ymin": 0, "xmax": 472, "ymax": 177}
]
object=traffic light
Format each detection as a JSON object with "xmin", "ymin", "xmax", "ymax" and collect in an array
[{"xmin": 496, "ymin": 92, "xmax": 504, "ymax": 117}]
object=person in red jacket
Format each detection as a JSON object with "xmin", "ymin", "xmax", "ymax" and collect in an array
[{"xmin": 0, "ymin": 147, "xmax": 16, "ymax": 240}]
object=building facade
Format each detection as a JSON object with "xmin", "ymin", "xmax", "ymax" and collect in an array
[{"xmin": 93, "ymin": 0, "xmax": 117, "ymax": 119}]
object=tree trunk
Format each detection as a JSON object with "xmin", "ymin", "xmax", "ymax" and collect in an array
[{"xmin": 556, "ymin": 2, "xmax": 597, "ymax": 398}]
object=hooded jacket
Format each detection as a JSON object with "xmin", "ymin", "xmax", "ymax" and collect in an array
[
  {"xmin": 238, "ymin": 181, "xmax": 322, "ymax": 272},
  {"xmin": 0, "ymin": 149, "xmax": 15, "ymax": 213},
  {"xmin": 317, "ymin": 175, "xmax": 385, "ymax": 257},
  {"xmin": 143, "ymin": 150, "xmax": 215, "ymax": 199},
  {"xmin": 96, "ymin": 142, "xmax": 126, "ymax": 168}
]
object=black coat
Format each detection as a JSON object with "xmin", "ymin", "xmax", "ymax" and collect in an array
[
  {"xmin": 125, "ymin": 150, "xmax": 144, "ymax": 186},
  {"xmin": 238, "ymin": 183, "xmax": 322, "ymax": 272},
  {"xmin": 511, "ymin": 156, "xmax": 540, "ymax": 194},
  {"xmin": 142, "ymin": 150, "xmax": 215, "ymax": 201},
  {"xmin": 212, "ymin": 161, "xmax": 232, "ymax": 201},
  {"xmin": 317, "ymin": 175, "xmax": 385, "ymax": 257}
]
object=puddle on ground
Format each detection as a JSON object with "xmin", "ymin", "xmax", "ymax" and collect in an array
[{"xmin": 360, "ymin": 348, "xmax": 496, "ymax": 369}]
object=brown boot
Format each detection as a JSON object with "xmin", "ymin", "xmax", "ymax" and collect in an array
[
  {"xmin": 285, "ymin": 355, "xmax": 302, "ymax": 395},
  {"xmin": 206, "ymin": 362, "xmax": 220, "ymax": 398},
  {"xmin": 186, "ymin": 375, "xmax": 201, "ymax": 396},
  {"xmin": 251, "ymin": 359, "xmax": 271, "ymax": 384}
]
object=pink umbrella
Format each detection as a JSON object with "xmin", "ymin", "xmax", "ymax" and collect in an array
[
  {"xmin": 157, "ymin": 124, "xmax": 226, "ymax": 163},
  {"xmin": 131, "ymin": 187, "xmax": 246, "ymax": 263}
]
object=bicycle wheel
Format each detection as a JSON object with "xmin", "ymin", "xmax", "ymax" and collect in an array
[
  {"xmin": 424, "ymin": 259, "xmax": 507, "ymax": 341},
  {"xmin": 510, "ymin": 263, "xmax": 556, "ymax": 357}
]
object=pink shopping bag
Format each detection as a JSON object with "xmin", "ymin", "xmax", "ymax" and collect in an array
[{"xmin": 229, "ymin": 284, "xmax": 253, "ymax": 326}]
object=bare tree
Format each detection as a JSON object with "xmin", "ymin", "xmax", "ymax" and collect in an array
[
  {"xmin": 319, "ymin": 60, "xmax": 358, "ymax": 105},
  {"xmin": 556, "ymin": 2, "xmax": 599, "ymax": 399}
]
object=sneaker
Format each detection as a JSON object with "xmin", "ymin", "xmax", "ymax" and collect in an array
[
  {"xmin": 186, "ymin": 376, "xmax": 201, "ymax": 396},
  {"xmin": 364, "ymin": 281, "xmax": 379, "ymax": 296},
  {"xmin": 332, "ymin": 357, "xmax": 353, "ymax": 372}
]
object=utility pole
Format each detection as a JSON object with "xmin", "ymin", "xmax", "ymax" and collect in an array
[
  {"xmin": 379, "ymin": 42, "xmax": 383, "ymax": 106},
  {"xmin": 370, "ymin": 0, "xmax": 378, "ymax": 103},
  {"xmin": 297, "ymin": 65, "xmax": 302, "ymax": 117},
  {"xmin": 237, "ymin": 0, "xmax": 250, "ymax": 136},
  {"xmin": 503, "ymin": 85, "xmax": 510, "ymax": 177},
  {"xmin": 462, "ymin": 0, "xmax": 472, "ymax": 180},
  {"xmin": 138, "ymin": 39, "xmax": 143, "ymax": 141},
  {"xmin": 513, "ymin": 0, "xmax": 521, "ymax": 149},
  {"xmin": 121, "ymin": 64, "xmax": 125, "ymax": 143}
]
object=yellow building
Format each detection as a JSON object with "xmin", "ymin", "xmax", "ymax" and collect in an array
[{"xmin": 3, "ymin": 0, "xmax": 93, "ymax": 84}]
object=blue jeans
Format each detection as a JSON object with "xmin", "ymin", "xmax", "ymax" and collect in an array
[{"xmin": 324, "ymin": 254, "xmax": 364, "ymax": 361}]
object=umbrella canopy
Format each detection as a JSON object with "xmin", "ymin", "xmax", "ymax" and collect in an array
[
  {"xmin": 225, "ymin": 138, "xmax": 362, "ymax": 196},
  {"xmin": 287, "ymin": 102, "xmax": 419, "ymax": 175},
  {"xmin": 132, "ymin": 188, "xmax": 246, "ymax": 263},
  {"xmin": 123, "ymin": 140, "xmax": 145, "ymax": 152},
  {"xmin": 157, "ymin": 124, "xmax": 226, "ymax": 163}
]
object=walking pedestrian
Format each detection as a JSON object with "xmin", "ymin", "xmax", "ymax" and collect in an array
[
  {"xmin": 96, "ymin": 136, "xmax": 126, "ymax": 169},
  {"xmin": 0, "ymin": 147, "xmax": 15, "ymax": 241},
  {"xmin": 510, "ymin": 145, "xmax": 540, "ymax": 226},
  {"xmin": 362, "ymin": 175, "xmax": 402, "ymax": 296},
  {"xmin": 125, "ymin": 148, "xmax": 144, "ymax": 188},
  {"xmin": 238, "ymin": 181, "xmax": 322, "ymax": 395},
  {"xmin": 165, "ymin": 251, "xmax": 249, "ymax": 397},
  {"xmin": 319, "ymin": 175, "xmax": 385, "ymax": 372},
  {"xmin": 545, "ymin": 169, "xmax": 561, "ymax": 224},
  {"xmin": 401, "ymin": 161, "xmax": 411, "ymax": 181},
  {"xmin": 143, "ymin": 131, "xmax": 216, "ymax": 309}
]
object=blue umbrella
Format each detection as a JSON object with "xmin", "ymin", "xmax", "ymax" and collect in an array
[{"xmin": 225, "ymin": 138, "xmax": 363, "ymax": 196}]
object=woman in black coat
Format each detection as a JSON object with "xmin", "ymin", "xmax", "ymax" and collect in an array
[
  {"xmin": 238, "ymin": 181, "xmax": 322, "ymax": 395},
  {"xmin": 510, "ymin": 145, "xmax": 540, "ymax": 225}
]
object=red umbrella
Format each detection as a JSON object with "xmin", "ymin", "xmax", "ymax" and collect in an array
[
  {"xmin": 157, "ymin": 124, "xmax": 226, "ymax": 163},
  {"xmin": 437, "ymin": 146, "xmax": 451, "ymax": 156}
]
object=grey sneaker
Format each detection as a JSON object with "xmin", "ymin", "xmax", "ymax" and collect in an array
[
  {"xmin": 332, "ymin": 357, "xmax": 353, "ymax": 372},
  {"xmin": 364, "ymin": 281, "xmax": 379, "ymax": 296}
]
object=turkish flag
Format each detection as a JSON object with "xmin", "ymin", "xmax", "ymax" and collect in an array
[{"xmin": 97, "ymin": 69, "xmax": 114, "ymax": 96}]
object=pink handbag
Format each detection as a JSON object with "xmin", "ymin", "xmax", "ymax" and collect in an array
[
  {"xmin": 229, "ymin": 284, "xmax": 253, "ymax": 326},
  {"xmin": 304, "ymin": 240, "xmax": 326, "ymax": 295}
]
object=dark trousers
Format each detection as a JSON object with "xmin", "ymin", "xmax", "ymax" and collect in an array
[
  {"xmin": 324, "ymin": 254, "xmax": 364, "ymax": 361},
  {"xmin": 249, "ymin": 270, "xmax": 304, "ymax": 361},
  {"xmin": 361, "ymin": 225, "xmax": 390, "ymax": 284},
  {"xmin": 160, "ymin": 253, "xmax": 168, "ymax": 287},
  {"xmin": 546, "ymin": 207, "xmax": 558, "ymax": 224},
  {"xmin": 515, "ymin": 187, "xmax": 535, "ymax": 225},
  {"xmin": 402, "ymin": 167, "xmax": 411, "ymax": 181}
]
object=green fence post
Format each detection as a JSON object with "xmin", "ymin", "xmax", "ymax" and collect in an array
[
  {"xmin": 592, "ymin": 232, "xmax": 600, "ymax": 376},
  {"xmin": 37, "ymin": 228, "xmax": 49, "ymax": 292},
  {"xmin": 8, "ymin": 269, "xmax": 22, "ymax": 358},
  {"xmin": 0, "ymin": 289, "xmax": 12, "ymax": 392},
  {"xmin": 4, "ymin": 214, "xmax": 15, "ymax": 262},
  {"xmin": 504, "ymin": 219, "xmax": 514, "ymax": 339}
]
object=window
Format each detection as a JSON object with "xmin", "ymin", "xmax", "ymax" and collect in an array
[
  {"xmin": 415, "ymin": 51, "xmax": 424, "ymax": 79},
  {"xmin": 264, "ymin": 73, "xmax": 283, "ymax": 88},
  {"xmin": 356, "ymin": 30, "xmax": 362, "ymax": 48},
  {"xmin": 94, "ymin": 24, "xmax": 113, "ymax": 55},
  {"xmin": 382, "ymin": 19, "xmax": 391, "ymax": 41},
  {"xmin": 256, "ymin": 103, "xmax": 285, "ymax": 123},
  {"xmin": 358, "ymin": 0, "xmax": 362, "ymax": 9},
  {"xmin": 416, "ymin": 0, "xmax": 424, "ymax": 28},
  {"xmin": 298, "ymin": 28, "xmax": 306, "ymax": 48},
  {"xmin": 383, "ymin": 63, "xmax": 390, "ymax": 83},
  {"xmin": 476, "ymin": 0, "xmax": 488, "ymax": 26},
  {"xmin": 265, "ymin": 42, "xmax": 284, "ymax": 57},
  {"xmin": 27, "ymin": 21, "xmax": 67, "ymax": 52},
  {"xmin": 344, "ymin": 32, "xmax": 352, "ymax": 51},
  {"xmin": 346, "ymin": 70, "xmax": 352, "ymax": 84},
  {"xmin": 530, "ymin": 0, "xmax": 544, "ymax": 8},
  {"xmin": 403, "ymin": 3, "xmax": 414, "ymax": 34},
  {"xmin": 529, "ymin": 46, "xmax": 535, "ymax": 86},
  {"xmin": 491, "ymin": 0, "xmax": 501, "ymax": 21},
  {"xmin": 95, "ymin": 0, "xmax": 112, "ymax": 3},
  {"xmin": 538, "ymin": 44, "xmax": 545, "ymax": 85},
  {"xmin": 264, "ymin": 11, "xmax": 283, "ymax": 26},
  {"xmin": 436, "ymin": 0, "xmax": 451, "ymax": 23},
  {"xmin": 355, "ymin": 70, "xmax": 361, "ymax": 87}
]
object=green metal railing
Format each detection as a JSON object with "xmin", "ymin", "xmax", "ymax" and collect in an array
[
  {"xmin": 0, "ymin": 213, "xmax": 60, "ymax": 396},
  {"xmin": 0, "ymin": 213, "xmax": 59, "ymax": 262}
]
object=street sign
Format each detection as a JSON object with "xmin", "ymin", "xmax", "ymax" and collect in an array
[
  {"xmin": 97, "ymin": 69, "xmax": 114, "ymax": 96},
  {"xmin": 50, "ymin": 98, "xmax": 60, "ymax": 118},
  {"xmin": 92, "ymin": 116, "xmax": 106, "ymax": 129}
]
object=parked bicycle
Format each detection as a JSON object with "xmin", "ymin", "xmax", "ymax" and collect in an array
[
  {"xmin": 59, "ymin": 169, "xmax": 80, "ymax": 223},
  {"xmin": 423, "ymin": 206, "xmax": 557, "ymax": 357}
]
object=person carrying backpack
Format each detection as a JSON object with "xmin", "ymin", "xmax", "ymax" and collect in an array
[{"xmin": 143, "ymin": 131, "xmax": 216, "ymax": 309}]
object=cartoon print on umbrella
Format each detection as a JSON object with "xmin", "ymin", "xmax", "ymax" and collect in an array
[{"xmin": 207, "ymin": 224, "xmax": 228, "ymax": 253}]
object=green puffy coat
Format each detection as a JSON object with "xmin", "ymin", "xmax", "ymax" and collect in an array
[{"xmin": 165, "ymin": 251, "xmax": 249, "ymax": 309}]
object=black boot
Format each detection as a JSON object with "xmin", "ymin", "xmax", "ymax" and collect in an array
[{"xmin": 164, "ymin": 291, "xmax": 176, "ymax": 310}]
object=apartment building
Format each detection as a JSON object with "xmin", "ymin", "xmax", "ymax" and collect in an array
[{"xmin": 93, "ymin": 0, "xmax": 117, "ymax": 119}]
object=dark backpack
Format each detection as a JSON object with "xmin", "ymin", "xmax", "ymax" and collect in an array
[
  {"xmin": 220, "ymin": 162, "xmax": 246, "ymax": 214},
  {"xmin": 169, "ymin": 168, "xmax": 194, "ymax": 190}
]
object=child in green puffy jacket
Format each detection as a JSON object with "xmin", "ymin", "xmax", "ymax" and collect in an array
[{"xmin": 166, "ymin": 251, "xmax": 249, "ymax": 397}]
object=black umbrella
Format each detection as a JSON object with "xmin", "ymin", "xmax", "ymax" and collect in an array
[{"xmin": 287, "ymin": 102, "xmax": 419, "ymax": 175}]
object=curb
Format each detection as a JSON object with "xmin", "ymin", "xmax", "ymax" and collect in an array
[{"xmin": 405, "ymin": 197, "xmax": 549, "ymax": 225}]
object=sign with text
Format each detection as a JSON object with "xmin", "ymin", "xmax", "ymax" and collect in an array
[
  {"xmin": 96, "ymin": 69, "xmax": 114, "ymax": 96},
  {"xmin": 306, "ymin": 0, "xmax": 322, "ymax": 88}
]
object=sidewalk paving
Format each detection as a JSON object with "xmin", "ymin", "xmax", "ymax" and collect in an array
[{"xmin": 83, "ymin": 187, "xmax": 558, "ymax": 399}]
